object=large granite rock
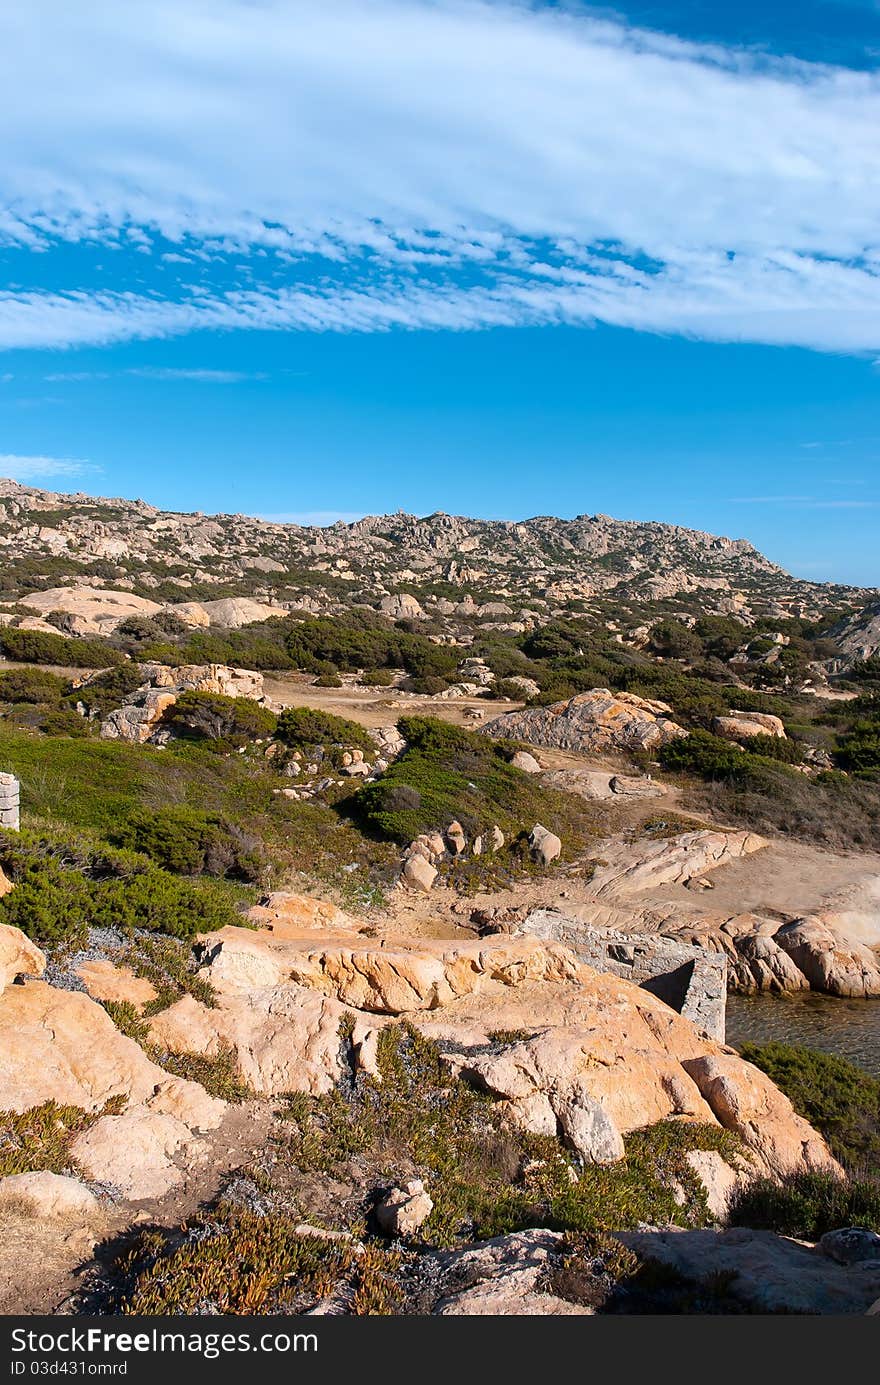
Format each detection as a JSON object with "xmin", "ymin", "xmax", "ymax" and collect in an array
[
  {"xmin": 0, "ymin": 924, "xmax": 45, "ymax": 994},
  {"xmin": 774, "ymin": 915, "xmax": 880, "ymax": 998},
  {"xmin": 0, "ymin": 981, "xmax": 225, "ymax": 1199},
  {"xmin": 615, "ymin": 1226, "xmax": 880, "ymax": 1314},
  {"xmin": 713, "ymin": 711, "xmax": 786, "ymax": 742},
  {"xmin": 484, "ymin": 689, "xmax": 687, "ymax": 754},
  {"xmin": 588, "ymin": 829, "xmax": 766, "ymax": 897}
]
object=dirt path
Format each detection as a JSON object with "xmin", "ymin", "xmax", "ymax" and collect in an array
[{"xmin": 262, "ymin": 672, "xmax": 521, "ymax": 729}]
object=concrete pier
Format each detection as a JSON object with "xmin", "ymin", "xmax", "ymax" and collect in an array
[{"xmin": 519, "ymin": 908, "xmax": 727, "ymax": 1043}]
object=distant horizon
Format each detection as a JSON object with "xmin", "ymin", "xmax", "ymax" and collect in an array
[{"xmin": 5, "ymin": 471, "xmax": 879, "ymax": 596}]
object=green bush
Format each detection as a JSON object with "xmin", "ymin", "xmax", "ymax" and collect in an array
[
  {"xmin": 276, "ymin": 706, "xmax": 374, "ymax": 755},
  {"xmin": 0, "ymin": 828, "xmax": 241, "ymax": 947},
  {"xmin": 738, "ymin": 1042, "xmax": 880, "ymax": 1171},
  {"xmin": 745, "ymin": 733, "xmax": 804, "ymax": 764},
  {"xmin": 729, "ymin": 1170, "xmax": 880, "ymax": 1240},
  {"xmin": 0, "ymin": 627, "xmax": 125, "ymax": 668},
  {"xmin": 491, "ymin": 678, "xmax": 525, "ymax": 701},
  {"xmin": 361, "ymin": 669, "xmax": 394, "ymax": 687},
  {"xmin": 285, "ymin": 615, "xmax": 458, "ymax": 681},
  {"xmin": 350, "ymin": 715, "xmax": 593, "ymax": 854},
  {"xmin": 112, "ymin": 805, "xmax": 262, "ymax": 881},
  {"xmin": 836, "ymin": 720, "xmax": 880, "ymax": 771},
  {"xmin": 659, "ymin": 729, "xmax": 753, "ymax": 780},
  {"xmin": 0, "ymin": 668, "xmax": 66, "ymax": 705},
  {"xmin": 37, "ymin": 709, "xmax": 92, "ymax": 738},
  {"xmin": 407, "ymin": 674, "xmax": 449, "ymax": 695},
  {"xmin": 71, "ymin": 664, "xmax": 147, "ymax": 718},
  {"xmin": 163, "ymin": 690, "xmax": 277, "ymax": 747},
  {"xmin": 648, "ymin": 618, "xmax": 703, "ymax": 661}
]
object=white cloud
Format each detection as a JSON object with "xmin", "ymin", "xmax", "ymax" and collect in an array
[
  {"xmin": 126, "ymin": 367, "xmax": 267, "ymax": 382},
  {"xmin": 0, "ymin": 454, "xmax": 97, "ymax": 481},
  {"xmin": 730, "ymin": 495, "xmax": 880, "ymax": 508},
  {"xmin": 2, "ymin": 1, "xmax": 880, "ymax": 351}
]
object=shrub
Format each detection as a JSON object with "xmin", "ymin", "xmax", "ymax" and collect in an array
[
  {"xmin": 71, "ymin": 664, "xmax": 147, "ymax": 718},
  {"xmin": 163, "ymin": 691, "xmax": 277, "ymax": 748},
  {"xmin": 836, "ymin": 720, "xmax": 880, "ymax": 771},
  {"xmin": 407, "ymin": 675, "xmax": 449, "ymax": 695},
  {"xmin": 738, "ymin": 1043, "xmax": 880, "ymax": 1171},
  {"xmin": 648, "ymin": 619, "xmax": 703, "ymax": 661},
  {"xmin": 350, "ymin": 715, "xmax": 594, "ymax": 855},
  {"xmin": 361, "ymin": 669, "xmax": 394, "ymax": 687},
  {"xmin": 729, "ymin": 1170, "xmax": 880, "ymax": 1240},
  {"xmin": 491, "ymin": 678, "xmax": 524, "ymax": 701},
  {"xmin": 0, "ymin": 628, "xmax": 125, "ymax": 668},
  {"xmin": 276, "ymin": 706, "xmax": 374, "ymax": 756},
  {"xmin": 37, "ymin": 709, "xmax": 92, "ymax": 738},
  {"xmin": 0, "ymin": 859, "xmax": 93, "ymax": 947},
  {"xmin": 0, "ymin": 668, "xmax": 65, "ymax": 705},
  {"xmin": 0, "ymin": 830, "xmax": 241, "ymax": 947},
  {"xmin": 314, "ymin": 673, "xmax": 343, "ymax": 688},
  {"xmin": 112, "ymin": 805, "xmax": 262, "ymax": 881},
  {"xmin": 745, "ymin": 733, "xmax": 804, "ymax": 764},
  {"xmin": 659, "ymin": 729, "xmax": 752, "ymax": 780}
]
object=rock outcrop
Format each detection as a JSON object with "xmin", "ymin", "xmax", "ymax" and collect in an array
[
  {"xmin": 0, "ymin": 981, "xmax": 225, "ymax": 1198},
  {"xmin": 485, "ymin": 689, "xmax": 687, "ymax": 755},
  {"xmin": 0, "ymin": 1171, "xmax": 100, "ymax": 1219},
  {"xmin": 429, "ymin": 1230, "xmax": 592, "ymax": 1315},
  {"xmin": 0, "ymin": 924, "xmax": 45, "ymax": 994},
  {"xmin": 195, "ymin": 926, "xmax": 581, "ymax": 1015},
  {"xmin": 175, "ymin": 924, "xmax": 840, "ymax": 1181},
  {"xmin": 99, "ymin": 662, "xmax": 266, "ymax": 743},
  {"xmin": 376, "ymin": 1179, "xmax": 434, "ymax": 1237},
  {"xmin": 713, "ymin": 711, "xmax": 786, "ymax": 742},
  {"xmin": 588, "ymin": 830, "xmax": 766, "ymax": 897},
  {"xmin": 614, "ymin": 1226, "xmax": 880, "ymax": 1314},
  {"xmin": 774, "ymin": 915, "xmax": 880, "ymax": 998},
  {"xmin": 17, "ymin": 586, "xmax": 162, "ymax": 636}
]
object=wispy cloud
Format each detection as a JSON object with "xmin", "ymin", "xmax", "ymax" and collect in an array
[
  {"xmin": 2, "ymin": 2, "xmax": 880, "ymax": 352},
  {"xmin": 45, "ymin": 366, "xmax": 266, "ymax": 383},
  {"xmin": 0, "ymin": 454, "xmax": 98, "ymax": 482},
  {"xmin": 730, "ymin": 495, "xmax": 880, "ymax": 508},
  {"xmin": 126, "ymin": 367, "xmax": 267, "ymax": 382}
]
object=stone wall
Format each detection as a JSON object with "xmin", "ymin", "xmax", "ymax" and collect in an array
[
  {"xmin": 0, "ymin": 774, "xmax": 19, "ymax": 832},
  {"xmin": 519, "ymin": 908, "xmax": 727, "ymax": 1042}
]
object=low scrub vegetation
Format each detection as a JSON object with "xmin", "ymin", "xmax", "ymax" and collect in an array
[
  {"xmin": 162, "ymin": 690, "xmax": 277, "ymax": 749},
  {"xmin": 349, "ymin": 715, "xmax": 596, "ymax": 856},
  {"xmin": 282, "ymin": 1023, "xmax": 744, "ymax": 1248},
  {"xmin": 0, "ymin": 831, "xmax": 242, "ymax": 948},
  {"xmin": 276, "ymin": 705, "xmax": 374, "ymax": 757},
  {"xmin": 111, "ymin": 805, "xmax": 263, "ymax": 881},
  {"xmin": 0, "ymin": 627, "xmax": 125, "ymax": 668},
  {"xmin": 0, "ymin": 1098, "xmax": 124, "ymax": 1178},
  {"xmin": 728, "ymin": 1043, "xmax": 880, "ymax": 1239},
  {"xmin": 738, "ymin": 1043, "xmax": 880, "ymax": 1172},
  {"xmin": 111, "ymin": 1206, "xmax": 401, "ymax": 1315}
]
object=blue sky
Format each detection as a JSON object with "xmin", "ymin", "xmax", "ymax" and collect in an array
[{"xmin": 1, "ymin": 1, "xmax": 879, "ymax": 586}]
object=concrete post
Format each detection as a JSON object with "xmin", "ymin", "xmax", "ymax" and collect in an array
[{"xmin": 0, "ymin": 772, "xmax": 20, "ymax": 831}]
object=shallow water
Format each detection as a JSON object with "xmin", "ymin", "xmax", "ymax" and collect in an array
[{"xmin": 726, "ymin": 992, "xmax": 880, "ymax": 1076}]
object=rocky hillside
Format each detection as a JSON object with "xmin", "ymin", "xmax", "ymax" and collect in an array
[
  {"xmin": 0, "ymin": 478, "xmax": 871, "ymax": 630},
  {"xmin": 827, "ymin": 601, "xmax": 880, "ymax": 671}
]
